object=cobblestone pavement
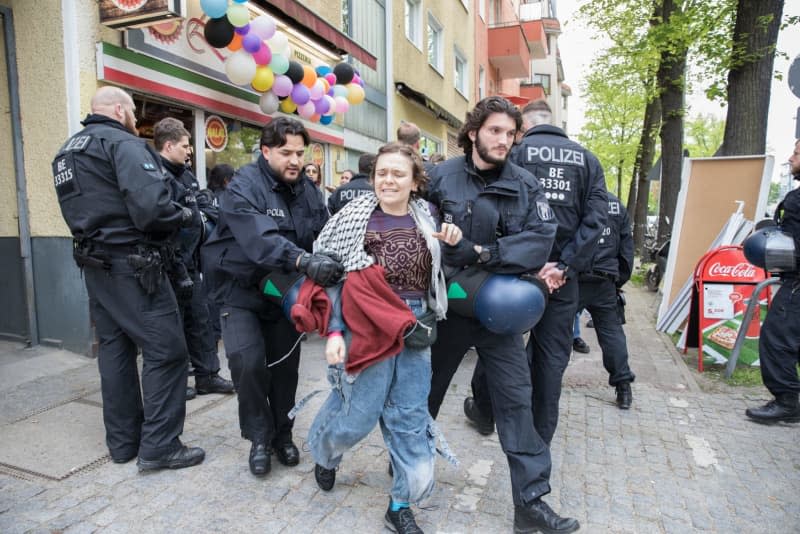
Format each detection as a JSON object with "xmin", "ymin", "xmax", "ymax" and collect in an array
[{"xmin": 0, "ymin": 286, "xmax": 798, "ymax": 533}]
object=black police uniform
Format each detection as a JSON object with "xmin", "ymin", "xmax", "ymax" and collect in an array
[
  {"xmin": 326, "ymin": 173, "xmax": 373, "ymax": 215},
  {"xmin": 52, "ymin": 114, "xmax": 190, "ymax": 463},
  {"xmin": 201, "ymin": 156, "xmax": 328, "ymax": 450},
  {"xmin": 470, "ymin": 124, "xmax": 608, "ymax": 445},
  {"xmin": 577, "ymin": 192, "xmax": 636, "ymax": 389},
  {"xmin": 426, "ymin": 155, "xmax": 559, "ymax": 506},
  {"xmin": 195, "ymin": 187, "xmax": 223, "ymax": 344},
  {"xmin": 758, "ymin": 186, "xmax": 800, "ymax": 405},
  {"xmin": 161, "ymin": 159, "xmax": 223, "ymax": 381}
]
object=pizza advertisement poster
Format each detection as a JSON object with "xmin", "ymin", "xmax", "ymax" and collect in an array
[{"xmin": 700, "ymin": 297, "xmax": 769, "ymax": 366}]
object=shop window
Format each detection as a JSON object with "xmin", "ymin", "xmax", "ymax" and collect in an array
[{"xmin": 204, "ymin": 117, "xmax": 262, "ymax": 173}]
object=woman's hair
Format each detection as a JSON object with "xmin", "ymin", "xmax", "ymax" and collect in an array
[
  {"xmin": 208, "ymin": 163, "xmax": 234, "ymax": 192},
  {"xmin": 457, "ymin": 96, "xmax": 522, "ymax": 156},
  {"xmin": 370, "ymin": 142, "xmax": 429, "ymax": 197},
  {"xmin": 303, "ymin": 162, "xmax": 321, "ymax": 185}
]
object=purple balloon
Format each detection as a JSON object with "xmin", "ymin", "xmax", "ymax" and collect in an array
[
  {"xmin": 242, "ymin": 33, "xmax": 262, "ymax": 54},
  {"xmin": 235, "ymin": 23, "xmax": 250, "ymax": 35},
  {"xmin": 291, "ymin": 84, "xmax": 310, "ymax": 105},
  {"xmin": 272, "ymin": 75, "xmax": 293, "ymax": 97},
  {"xmin": 314, "ymin": 97, "xmax": 330, "ymax": 115}
]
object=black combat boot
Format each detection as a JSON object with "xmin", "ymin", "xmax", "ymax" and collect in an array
[
  {"xmin": 514, "ymin": 498, "xmax": 580, "ymax": 534},
  {"xmin": 615, "ymin": 381, "xmax": 632, "ymax": 410},
  {"xmin": 745, "ymin": 394, "xmax": 800, "ymax": 424}
]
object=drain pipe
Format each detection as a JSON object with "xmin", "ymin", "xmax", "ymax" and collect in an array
[{"xmin": 2, "ymin": 6, "xmax": 38, "ymax": 346}]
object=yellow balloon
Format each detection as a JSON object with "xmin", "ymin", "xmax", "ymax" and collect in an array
[
  {"xmin": 280, "ymin": 98, "xmax": 297, "ymax": 113},
  {"xmin": 251, "ymin": 66, "xmax": 275, "ymax": 92},
  {"xmin": 346, "ymin": 83, "xmax": 365, "ymax": 105}
]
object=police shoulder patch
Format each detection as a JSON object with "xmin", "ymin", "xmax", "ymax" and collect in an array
[{"xmin": 536, "ymin": 201, "xmax": 554, "ymax": 221}]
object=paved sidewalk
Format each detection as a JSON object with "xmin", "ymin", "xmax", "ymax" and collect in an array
[{"xmin": 0, "ymin": 286, "xmax": 798, "ymax": 533}]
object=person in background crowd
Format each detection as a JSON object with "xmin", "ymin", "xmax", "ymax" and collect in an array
[
  {"xmin": 309, "ymin": 142, "xmax": 455, "ymax": 534},
  {"xmin": 208, "ymin": 163, "xmax": 234, "ymax": 193},
  {"xmin": 52, "ymin": 86, "xmax": 204, "ymax": 471},
  {"xmin": 153, "ymin": 118, "xmax": 234, "ymax": 400},
  {"xmin": 303, "ymin": 161, "xmax": 327, "ymax": 207},
  {"xmin": 340, "ymin": 169, "xmax": 354, "ymax": 184},
  {"xmin": 201, "ymin": 117, "xmax": 339, "ymax": 477},
  {"xmin": 327, "ymin": 153, "xmax": 376, "ymax": 215},
  {"xmin": 572, "ymin": 312, "xmax": 590, "ymax": 354},
  {"xmin": 426, "ymin": 96, "xmax": 579, "ymax": 534},
  {"xmin": 745, "ymin": 139, "xmax": 800, "ymax": 425}
]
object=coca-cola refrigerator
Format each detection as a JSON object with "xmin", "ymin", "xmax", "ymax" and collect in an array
[{"xmin": 687, "ymin": 245, "xmax": 772, "ymax": 371}]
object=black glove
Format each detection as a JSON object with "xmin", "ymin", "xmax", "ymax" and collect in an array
[{"xmin": 297, "ymin": 252, "xmax": 344, "ymax": 287}]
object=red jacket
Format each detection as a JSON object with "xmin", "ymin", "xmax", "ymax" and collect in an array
[{"xmin": 290, "ymin": 278, "xmax": 332, "ymax": 336}]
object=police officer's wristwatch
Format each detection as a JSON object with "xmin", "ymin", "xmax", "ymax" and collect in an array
[{"xmin": 474, "ymin": 245, "xmax": 492, "ymax": 264}]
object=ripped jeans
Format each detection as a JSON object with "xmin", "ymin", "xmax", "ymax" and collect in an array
[{"xmin": 307, "ymin": 300, "xmax": 436, "ymax": 503}]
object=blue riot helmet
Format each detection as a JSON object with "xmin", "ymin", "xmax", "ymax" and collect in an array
[
  {"xmin": 447, "ymin": 267, "xmax": 548, "ymax": 335},
  {"xmin": 259, "ymin": 271, "xmax": 306, "ymax": 321},
  {"xmin": 743, "ymin": 227, "xmax": 797, "ymax": 273}
]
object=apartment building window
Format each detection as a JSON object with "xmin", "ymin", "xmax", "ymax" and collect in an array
[
  {"xmin": 489, "ymin": 0, "xmax": 500, "ymax": 25},
  {"xmin": 341, "ymin": 0, "xmax": 350, "ymax": 35},
  {"xmin": 533, "ymin": 73, "xmax": 551, "ymax": 95},
  {"xmin": 454, "ymin": 47, "xmax": 468, "ymax": 97},
  {"xmin": 427, "ymin": 13, "xmax": 443, "ymax": 74},
  {"xmin": 478, "ymin": 66, "xmax": 485, "ymax": 100},
  {"xmin": 405, "ymin": 0, "xmax": 421, "ymax": 48}
]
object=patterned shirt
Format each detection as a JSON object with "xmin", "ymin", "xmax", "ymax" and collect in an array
[{"xmin": 364, "ymin": 209, "xmax": 432, "ymax": 299}]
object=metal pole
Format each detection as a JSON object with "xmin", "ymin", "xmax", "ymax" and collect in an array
[{"xmin": 724, "ymin": 277, "xmax": 782, "ymax": 378}]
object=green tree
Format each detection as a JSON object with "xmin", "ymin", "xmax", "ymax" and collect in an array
[{"xmin": 684, "ymin": 113, "xmax": 725, "ymax": 157}]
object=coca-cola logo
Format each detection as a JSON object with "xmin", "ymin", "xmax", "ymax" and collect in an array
[{"xmin": 707, "ymin": 262, "xmax": 756, "ymax": 278}]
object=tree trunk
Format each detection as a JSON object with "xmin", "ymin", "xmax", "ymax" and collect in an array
[
  {"xmin": 632, "ymin": 96, "xmax": 661, "ymax": 254},
  {"xmin": 657, "ymin": 0, "xmax": 687, "ymax": 244},
  {"xmin": 717, "ymin": 0, "xmax": 784, "ymax": 156}
]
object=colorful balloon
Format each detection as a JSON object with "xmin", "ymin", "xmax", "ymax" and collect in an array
[
  {"xmin": 269, "ymin": 53, "xmax": 289, "ymax": 75},
  {"xmin": 313, "ymin": 97, "xmax": 330, "ymax": 115},
  {"xmin": 250, "ymin": 15, "xmax": 276, "ymax": 40},
  {"xmin": 259, "ymin": 91, "xmax": 280, "ymax": 114},
  {"xmin": 268, "ymin": 32, "xmax": 289, "ymax": 55},
  {"xmin": 333, "ymin": 63, "xmax": 355, "ymax": 85},
  {"xmin": 291, "ymin": 83, "xmax": 310, "ymax": 105},
  {"xmin": 315, "ymin": 65, "xmax": 332, "ymax": 77},
  {"xmin": 309, "ymin": 79, "xmax": 325, "ymax": 100},
  {"xmin": 301, "ymin": 65, "xmax": 317, "ymax": 88},
  {"xmin": 285, "ymin": 61, "xmax": 304, "ymax": 84},
  {"xmin": 226, "ymin": 4, "xmax": 250, "ymax": 28},
  {"xmin": 252, "ymin": 43, "xmax": 272, "ymax": 65},
  {"xmin": 200, "ymin": 0, "xmax": 228, "ymax": 19},
  {"xmin": 346, "ymin": 83, "xmax": 365, "ymax": 105},
  {"xmin": 204, "ymin": 17, "xmax": 234, "ymax": 48},
  {"xmin": 225, "ymin": 49, "xmax": 257, "ymax": 85},
  {"xmin": 334, "ymin": 96, "xmax": 349, "ymax": 114},
  {"xmin": 332, "ymin": 84, "xmax": 348, "ymax": 98},
  {"xmin": 279, "ymin": 98, "xmax": 297, "ymax": 114},
  {"xmin": 235, "ymin": 23, "xmax": 250, "ymax": 36},
  {"xmin": 322, "ymin": 95, "xmax": 336, "ymax": 115},
  {"xmin": 324, "ymin": 73, "xmax": 337, "ymax": 86},
  {"xmin": 251, "ymin": 66, "xmax": 275, "ymax": 92},
  {"xmin": 320, "ymin": 115, "xmax": 334, "ymax": 125},
  {"xmin": 242, "ymin": 32, "xmax": 262, "ymax": 54},
  {"xmin": 227, "ymin": 33, "xmax": 243, "ymax": 51},
  {"xmin": 298, "ymin": 101, "xmax": 316, "ymax": 119},
  {"xmin": 272, "ymin": 75, "xmax": 293, "ymax": 97}
]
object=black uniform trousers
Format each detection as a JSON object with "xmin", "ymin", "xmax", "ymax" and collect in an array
[
  {"xmin": 220, "ymin": 283, "xmax": 302, "ymax": 447},
  {"xmin": 428, "ymin": 314, "xmax": 552, "ymax": 505},
  {"xmin": 179, "ymin": 272, "xmax": 221, "ymax": 377},
  {"xmin": 758, "ymin": 280, "xmax": 800, "ymax": 398},
  {"xmin": 578, "ymin": 276, "xmax": 635, "ymax": 387},
  {"xmin": 84, "ymin": 256, "xmax": 188, "ymax": 461}
]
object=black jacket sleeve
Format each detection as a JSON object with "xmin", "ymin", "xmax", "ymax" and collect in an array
[{"xmin": 559, "ymin": 152, "xmax": 607, "ymax": 273}]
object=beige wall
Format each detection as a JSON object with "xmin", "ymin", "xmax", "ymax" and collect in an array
[
  {"xmin": 391, "ymin": 0, "xmax": 473, "ymax": 140},
  {"xmin": 0, "ymin": 13, "xmax": 17, "ymax": 237},
  {"xmin": 301, "ymin": 0, "xmax": 341, "ymax": 28}
]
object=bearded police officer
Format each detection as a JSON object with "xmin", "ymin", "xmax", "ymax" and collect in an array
[
  {"xmin": 202, "ymin": 117, "xmax": 341, "ymax": 476},
  {"xmin": 745, "ymin": 140, "xmax": 800, "ymax": 424},
  {"xmin": 427, "ymin": 96, "xmax": 579, "ymax": 534},
  {"xmin": 52, "ymin": 86, "xmax": 204, "ymax": 471},
  {"xmin": 465, "ymin": 99, "xmax": 607, "ymax": 446},
  {"xmin": 577, "ymin": 192, "xmax": 636, "ymax": 409},
  {"xmin": 326, "ymin": 152, "xmax": 375, "ymax": 215}
]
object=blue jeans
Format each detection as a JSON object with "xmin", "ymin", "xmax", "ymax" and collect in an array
[{"xmin": 308, "ymin": 300, "xmax": 436, "ymax": 503}]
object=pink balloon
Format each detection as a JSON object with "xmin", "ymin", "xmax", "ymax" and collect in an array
[
  {"xmin": 324, "ymin": 73, "xmax": 337, "ymax": 86},
  {"xmin": 323, "ymin": 95, "xmax": 336, "ymax": 115},
  {"xmin": 309, "ymin": 79, "xmax": 325, "ymax": 100},
  {"xmin": 252, "ymin": 43, "xmax": 272, "ymax": 65},
  {"xmin": 298, "ymin": 101, "xmax": 316, "ymax": 119},
  {"xmin": 272, "ymin": 75, "xmax": 293, "ymax": 97},
  {"xmin": 334, "ymin": 96, "xmax": 349, "ymax": 114}
]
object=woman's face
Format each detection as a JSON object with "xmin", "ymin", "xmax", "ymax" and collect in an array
[
  {"xmin": 304, "ymin": 165, "xmax": 320, "ymax": 185},
  {"xmin": 373, "ymin": 152, "xmax": 417, "ymax": 214}
]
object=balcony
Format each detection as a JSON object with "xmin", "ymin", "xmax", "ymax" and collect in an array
[
  {"xmin": 488, "ymin": 23, "xmax": 531, "ymax": 79},
  {"xmin": 519, "ymin": 19, "xmax": 548, "ymax": 60},
  {"xmin": 520, "ymin": 83, "xmax": 546, "ymax": 102}
]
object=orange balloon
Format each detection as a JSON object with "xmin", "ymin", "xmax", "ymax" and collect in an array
[
  {"xmin": 320, "ymin": 78, "xmax": 330, "ymax": 94},
  {"xmin": 227, "ymin": 33, "xmax": 243, "ymax": 52},
  {"xmin": 301, "ymin": 65, "xmax": 318, "ymax": 88}
]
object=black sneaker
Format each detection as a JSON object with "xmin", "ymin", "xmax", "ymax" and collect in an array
[
  {"xmin": 463, "ymin": 397, "xmax": 495, "ymax": 436},
  {"xmin": 384, "ymin": 501, "xmax": 423, "ymax": 534},
  {"xmin": 572, "ymin": 337, "xmax": 590, "ymax": 354},
  {"xmin": 137, "ymin": 445, "xmax": 205, "ymax": 472},
  {"xmin": 514, "ymin": 498, "xmax": 579, "ymax": 534},
  {"xmin": 314, "ymin": 463, "xmax": 336, "ymax": 491},
  {"xmin": 195, "ymin": 373, "xmax": 235, "ymax": 395},
  {"xmin": 615, "ymin": 381, "xmax": 632, "ymax": 410}
]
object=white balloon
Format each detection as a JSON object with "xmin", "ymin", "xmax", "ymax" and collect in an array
[
  {"xmin": 225, "ymin": 49, "xmax": 257, "ymax": 86},
  {"xmin": 267, "ymin": 31, "xmax": 289, "ymax": 55},
  {"xmin": 259, "ymin": 91, "xmax": 280, "ymax": 114}
]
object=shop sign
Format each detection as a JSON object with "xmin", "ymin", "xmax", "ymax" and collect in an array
[
  {"xmin": 205, "ymin": 115, "xmax": 228, "ymax": 152},
  {"xmin": 99, "ymin": 0, "xmax": 184, "ymax": 29}
]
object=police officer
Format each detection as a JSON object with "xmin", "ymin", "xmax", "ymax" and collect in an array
[
  {"xmin": 153, "ymin": 118, "xmax": 234, "ymax": 398},
  {"xmin": 577, "ymin": 192, "xmax": 636, "ymax": 409},
  {"xmin": 466, "ymin": 99, "xmax": 607, "ymax": 446},
  {"xmin": 326, "ymin": 153, "xmax": 375, "ymax": 215},
  {"xmin": 202, "ymin": 117, "xmax": 342, "ymax": 476},
  {"xmin": 427, "ymin": 96, "xmax": 579, "ymax": 534},
  {"xmin": 52, "ymin": 87, "xmax": 204, "ymax": 471},
  {"xmin": 745, "ymin": 140, "xmax": 800, "ymax": 424}
]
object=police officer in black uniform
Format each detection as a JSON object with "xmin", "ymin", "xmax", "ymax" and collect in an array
[
  {"xmin": 577, "ymin": 192, "xmax": 636, "ymax": 409},
  {"xmin": 202, "ymin": 117, "xmax": 342, "ymax": 476},
  {"xmin": 745, "ymin": 140, "xmax": 800, "ymax": 424},
  {"xmin": 427, "ymin": 96, "xmax": 579, "ymax": 534},
  {"xmin": 466, "ymin": 99, "xmax": 607, "ymax": 447},
  {"xmin": 326, "ymin": 153, "xmax": 375, "ymax": 215},
  {"xmin": 153, "ymin": 118, "xmax": 234, "ymax": 398},
  {"xmin": 52, "ymin": 87, "xmax": 204, "ymax": 471}
]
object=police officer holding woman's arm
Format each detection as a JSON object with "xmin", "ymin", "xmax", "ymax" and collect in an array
[{"xmin": 52, "ymin": 86, "xmax": 204, "ymax": 471}]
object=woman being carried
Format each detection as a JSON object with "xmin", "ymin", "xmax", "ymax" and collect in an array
[{"xmin": 307, "ymin": 143, "xmax": 461, "ymax": 534}]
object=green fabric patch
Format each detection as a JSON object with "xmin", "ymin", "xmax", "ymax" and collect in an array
[
  {"xmin": 447, "ymin": 282, "xmax": 468, "ymax": 299},
  {"xmin": 262, "ymin": 279, "xmax": 282, "ymax": 297}
]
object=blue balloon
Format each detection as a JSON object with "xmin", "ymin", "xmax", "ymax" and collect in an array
[
  {"xmin": 315, "ymin": 65, "xmax": 332, "ymax": 76},
  {"xmin": 200, "ymin": 0, "xmax": 228, "ymax": 19},
  {"xmin": 320, "ymin": 114, "xmax": 334, "ymax": 125}
]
